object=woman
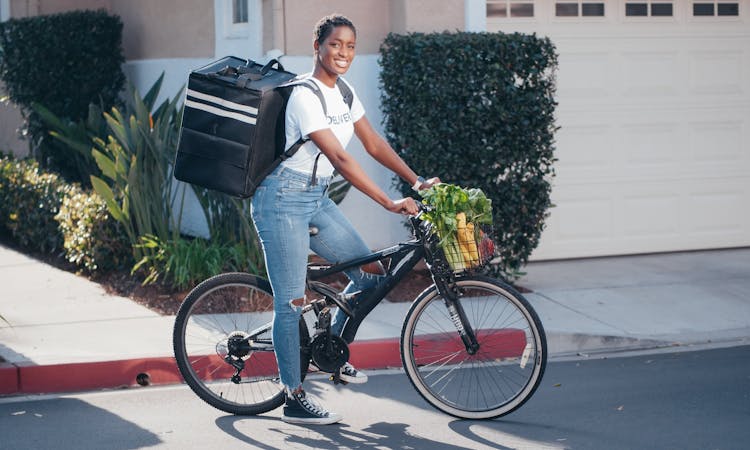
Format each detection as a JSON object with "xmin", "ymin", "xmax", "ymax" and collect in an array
[{"xmin": 251, "ymin": 14, "xmax": 438, "ymax": 425}]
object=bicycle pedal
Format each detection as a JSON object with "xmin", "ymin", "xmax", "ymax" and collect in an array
[{"xmin": 329, "ymin": 373, "xmax": 348, "ymax": 386}]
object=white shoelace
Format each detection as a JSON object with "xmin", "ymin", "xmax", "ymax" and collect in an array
[
  {"xmin": 341, "ymin": 363, "xmax": 358, "ymax": 376},
  {"xmin": 296, "ymin": 392, "xmax": 328, "ymax": 417}
]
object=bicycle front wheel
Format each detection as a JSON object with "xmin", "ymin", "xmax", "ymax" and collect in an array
[
  {"xmin": 173, "ymin": 272, "xmax": 310, "ymax": 415},
  {"xmin": 401, "ymin": 275, "xmax": 547, "ymax": 419}
]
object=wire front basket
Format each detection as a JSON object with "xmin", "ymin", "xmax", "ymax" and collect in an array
[{"xmin": 435, "ymin": 222, "xmax": 496, "ymax": 273}]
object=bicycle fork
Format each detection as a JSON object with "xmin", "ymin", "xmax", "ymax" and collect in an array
[{"xmin": 436, "ymin": 280, "xmax": 480, "ymax": 355}]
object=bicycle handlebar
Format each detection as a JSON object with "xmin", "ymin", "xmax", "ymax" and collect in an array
[
  {"xmin": 413, "ymin": 201, "xmax": 432, "ymax": 216},
  {"xmin": 409, "ymin": 202, "xmax": 435, "ymax": 239}
]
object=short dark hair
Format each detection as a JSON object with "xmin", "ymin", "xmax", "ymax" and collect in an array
[{"xmin": 314, "ymin": 14, "xmax": 356, "ymax": 45}]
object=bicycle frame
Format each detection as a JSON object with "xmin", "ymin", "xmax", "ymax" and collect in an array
[
  {"xmin": 173, "ymin": 207, "xmax": 546, "ymax": 419},
  {"xmin": 304, "ymin": 214, "xmax": 480, "ymax": 352},
  {"xmin": 242, "ymin": 213, "xmax": 481, "ymax": 357},
  {"xmin": 306, "ymin": 237, "xmax": 425, "ymax": 343}
]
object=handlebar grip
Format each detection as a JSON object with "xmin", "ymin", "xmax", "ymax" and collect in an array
[{"xmin": 416, "ymin": 202, "xmax": 432, "ymax": 214}]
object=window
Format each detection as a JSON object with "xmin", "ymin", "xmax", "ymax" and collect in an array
[
  {"xmin": 555, "ymin": 2, "xmax": 605, "ymax": 17},
  {"xmin": 692, "ymin": 1, "xmax": 740, "ymax": 16},
  {"xmin": 233, "ymin": 0, "xmax": 249, "ymax": 24},
  {"xmin": 556, "ymin": 2, "xmax": 578, "ymax": 16},
  {"xmin": 221, "ymin": 0, "xmax": 253, "ymax": 38},
  {"xmin": 626, "ymin": 3, "xmax": 648, "ymax": 16},
  {"xmin": 487, "ymin": 1, "xmax": 535, "ymax": 18},
  {"xmin": 651, "ymin": 3, "xmax": 673, "ymax": 16},
  {"xmin": 216, "ymin": 0, "xmax": 261, "ymax": 57},
  {"xmin": 625, "ymin": 1, "xmax": 674, "ymax": 17},
  {"xmin": 582, "ymin": 2, "xmax": 606, "ymax": 16}
]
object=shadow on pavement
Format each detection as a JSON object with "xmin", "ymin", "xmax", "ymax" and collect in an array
[
  {"xmin": 0, "ymin": 398, "xmax": 161, "ymax": 449},
  {"xmin": 216, "ymin": 415, "xmax": 475, "ymax": 449}
]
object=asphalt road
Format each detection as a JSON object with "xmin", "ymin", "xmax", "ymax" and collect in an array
[{"xmin": 1, "ymin": 345, "xmax": 748, "ymax": 450}]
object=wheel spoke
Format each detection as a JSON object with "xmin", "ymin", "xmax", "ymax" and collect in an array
[
  {"xmin": 402, "ymin": 278, "xmax": 546, "ymax": 419},
  {"xmin": 173, "ymin": 274, "xmax": 310, "ymax": 415}
]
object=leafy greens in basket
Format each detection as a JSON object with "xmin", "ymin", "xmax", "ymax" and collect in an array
[{"xmin": 419, "ymin": 184, "xmax": 493, "ymax": 270}]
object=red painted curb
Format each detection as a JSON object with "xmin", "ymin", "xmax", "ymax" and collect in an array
[
  {"xmin": 349, "ymin": 338, "xmax": 402, "ymax": 369},
  {"xmin": 3, "ymin": 331, "xmax": 525, "ymax": 396},
  {"xmin": 14, "ymin": 357, "xmax": 183, "ymax": 394},
  {"xmin": 3, "ymin": 340, "xmax": 402, "ymax": 396},
  {"xmin": 0, "ymin": 362, "xmax": 20, "ymax": 395}
]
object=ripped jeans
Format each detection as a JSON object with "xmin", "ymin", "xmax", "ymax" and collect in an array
[{"xmin": 250, "ymin": 166, "xmax": 381, "ymax": 391}]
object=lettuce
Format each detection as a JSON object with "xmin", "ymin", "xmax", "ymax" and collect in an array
[{"xmin": 419, "ymin": 184, "xmax": 493, "ymax": 269}]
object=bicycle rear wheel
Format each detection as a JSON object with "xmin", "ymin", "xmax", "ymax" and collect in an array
[
  {"xmin": 401, "ymin": 275, "xmax": 546, "ymax": 419},
  {"xmin": 173, "ymin": 272, "xmax": 310, "ymax": 415}
]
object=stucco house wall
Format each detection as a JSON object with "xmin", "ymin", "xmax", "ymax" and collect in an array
[{"xmin": 2, "ymin": 0, "xmax": 747, "ymax": 258}]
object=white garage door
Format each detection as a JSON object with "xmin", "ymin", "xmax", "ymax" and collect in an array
[{"xmin": 486, "ymin": 0, "xmax": 750, "ymax": 259}]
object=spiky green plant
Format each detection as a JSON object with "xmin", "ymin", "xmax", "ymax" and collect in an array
[{"xmin": 88, "ymin": 74, "xmax": 185, "ymax": 261}]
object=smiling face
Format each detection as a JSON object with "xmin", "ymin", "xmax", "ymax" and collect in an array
[{"xmin": 313, "ymin": 25, "xmax": 356, "ymax": 85}]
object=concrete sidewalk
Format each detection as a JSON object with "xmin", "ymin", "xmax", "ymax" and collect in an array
[{"xmin": 1, "ymin": 244, "xmax": 749, "ymax": 396}]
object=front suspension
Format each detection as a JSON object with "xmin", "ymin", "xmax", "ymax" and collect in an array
[{"xmin": 435, "ymin": 277, "xmax": 480, "ymax": 354}]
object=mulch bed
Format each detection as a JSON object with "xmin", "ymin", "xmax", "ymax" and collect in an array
[
  {"xmin": 2, "ymin": 234, "xmax": 523, "ymax": 317},
  {"xmin": 107, "ymin": 267, "xmax": 435, "ymax": 316},
  {"xmin": 0, "ymin": 234, "xmax": 435, "ymax": 316}
]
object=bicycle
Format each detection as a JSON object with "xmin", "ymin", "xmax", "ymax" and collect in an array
[{"xmin": 172, "ymin": 205, "xmax": 547, "ymax": 420}]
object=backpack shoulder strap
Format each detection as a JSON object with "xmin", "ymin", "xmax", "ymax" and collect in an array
[
  {"xmin": 335, "ymin": 77, "xmax": 354, "ymax": 110},
  {"xmin": 282, "ymin": 76, "xmax": 353, "ymax": 114},
  {"xmin": 279, "ymin": 76, "xmax": 355, "ymax": 184},
  {"xmin": 281, "ymin": 77, "xmax": 329, "ymax": 116},
  {"xmin": 277, "ymin": 78, "xmax": 325, "ymax": 163}
]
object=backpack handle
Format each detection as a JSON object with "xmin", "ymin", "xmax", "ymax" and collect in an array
[
  {"xmin": 211, "ymin": 59, "xmax": 284, "ymax": 84},
  {"xmin": 234, "ymin": 59, "xmax": 285, "ymax": 88},
  {"xmin": 260, "ymin": 58, "xmax": 284, "ymax": 75}
]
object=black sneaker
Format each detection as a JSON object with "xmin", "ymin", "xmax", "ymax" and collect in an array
[
  {"xmin": 339, "ymin": 362, "xmax": 368, "ymax": 384},
  {"xmin": 282, "ymin": 390, "xmax": 342, "ymax": 425}
]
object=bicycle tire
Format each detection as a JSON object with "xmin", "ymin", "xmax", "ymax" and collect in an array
[
  {"xmin": 173, "ymin": 272, "xmax": 310, "ymax": 415},
  {"xmin": 400, "ymin": 275, "xmax": 547, "ymax": 419}
]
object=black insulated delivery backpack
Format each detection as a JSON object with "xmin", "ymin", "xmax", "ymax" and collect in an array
[{"xmin": 174, "ymin": 56, "xmax": 352, "ymax": 198}]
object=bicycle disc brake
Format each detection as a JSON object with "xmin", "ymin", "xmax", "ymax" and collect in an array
[{"xmin": 310, "ymin": 334, "xmax": 349, "ymax": 373}]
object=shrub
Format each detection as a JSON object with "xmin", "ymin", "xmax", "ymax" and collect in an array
[
  {"xmin": 0, "ymin": 156, "xmax": 130, "ymax": 270},
  {"xmin": 133, "ymin": 235, "xmax": 255, "ymax": 291},
  {"xmin": 0, "ymin": 9, "xmax": 125, "ymax": 183},
  {"xmin": 87, "ymin": 75, "xmax": 185, "ymax": 263},
  {"xmin": 55, "ymin": 187, "xmax": 132, "ymax": 272},
  {"xmin": 0, "ymin": 157, "xmax": 66, "ymax": 253},
  {"xmin": 33, "ymin": 102, "xmax": 109, "ymax": 187},
  {"xmin": 32, "ymin": 75, "xmax": 183, "ymax": 264},
  {"xmin": 34, "ymin": 75, "xmax": 269, "ymax": 286},
  {"xmin": 379, "ymin": 32, "xmax": 558, "ymax": 278},
  {"xmin": 37, "ymin": 72, "xmax": 284, "ymax": 286},
  {"xmin": 191, "ymin": 190, "xmax": 266, "ymax": 273}
]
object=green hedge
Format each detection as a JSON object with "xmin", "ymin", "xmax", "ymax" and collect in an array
[
  {"xmin": 379, "ymin": 32, "xmax": 558, "ymax": 278},
  {"xmin": 0, "ymin": 9, "xmax": 125, "ymax": 183},
  {"xmin": 0, "ymin": 157, "xmax": 130, "ymax": 271},
  {"xmin": 0, "ymin": 158, "xmax": 67, "ymax": 253}
]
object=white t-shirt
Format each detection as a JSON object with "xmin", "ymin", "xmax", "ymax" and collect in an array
[{"xmin": 281, "ymin": 75, "xmax": 365, "ymax": 178}]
